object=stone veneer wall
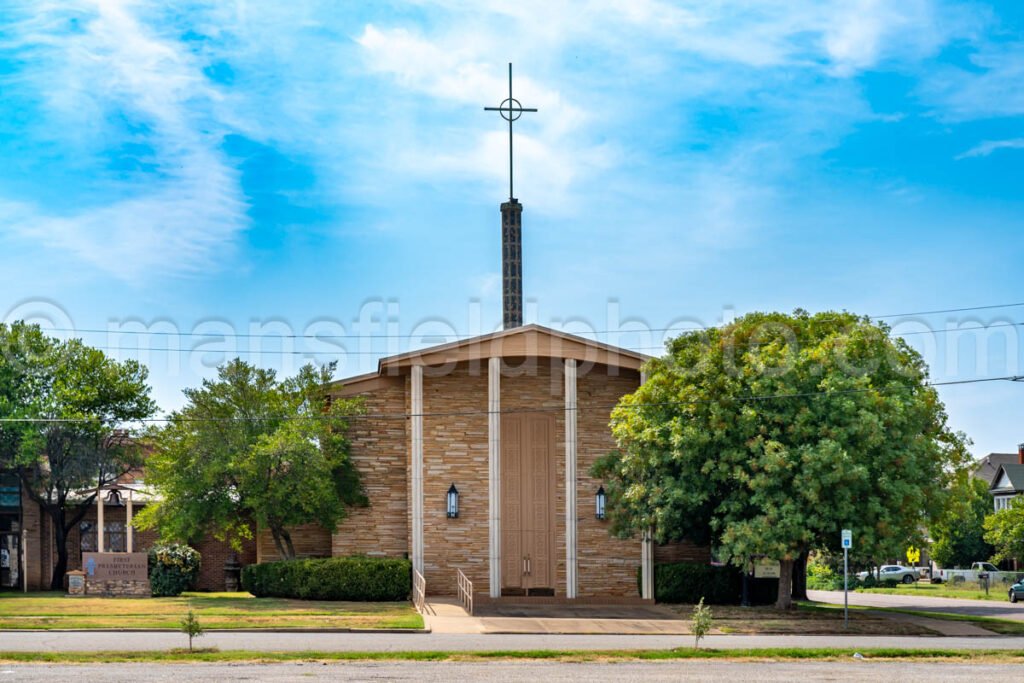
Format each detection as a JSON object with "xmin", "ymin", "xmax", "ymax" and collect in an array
[
  {"xmin": 331, "ymin": 380, "xmax": 408, "ymax": 559},
  {"xmin": 576, "ymin": 366, "xmax": 644, "ymax": 597},
  {"xmin": 418, "ymin": 363, "xmax": 491, "ymax": 596}
]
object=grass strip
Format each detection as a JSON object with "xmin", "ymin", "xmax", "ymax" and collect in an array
[{"xmin": 2, "ymin": 648, "xmax": 1024, "ymax": 664}]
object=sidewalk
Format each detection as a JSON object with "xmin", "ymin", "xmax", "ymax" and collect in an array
[{"xmin": 2, "ymin": 630, "xmax": 1024, "ymax": 652}]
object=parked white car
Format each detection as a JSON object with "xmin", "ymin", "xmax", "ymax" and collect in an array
[{"xmin": 856, "ymin": 565, "xmax": 918, "ymax": 584}]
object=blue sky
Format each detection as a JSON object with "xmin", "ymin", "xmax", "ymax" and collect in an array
[{"xmin": 1, "ymin": 0, "xmax": 1022, "ymax": 457}]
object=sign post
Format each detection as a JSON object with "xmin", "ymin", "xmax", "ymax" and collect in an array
[{"xmin": 841, "ymin": 529, "xmax": 852, "ymax": 629}]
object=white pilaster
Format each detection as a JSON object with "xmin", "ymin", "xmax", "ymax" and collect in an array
[
  {"xmin": 564, "ymin": 359, "xmax": 578, "ymax": 599},
  {"xmin": 641, "ymin": 527, "xmax": 654, "ymax": 600},
  {"xmin": 96, "ymin": 489, "xmax": 104, "ymax": 553},
  {"xmin": 488, "ymin": 357, "xmax": 502, "ymax": 598},
  {"xmin": 126, "ymin": 491, "xmax": 134, "ymax": 553},
  {"xmin": 411, "ymin": 365, "xmax": 425, "ymax": 576},
  {"xmin": 639, "ymin": 369, "xmax": 654, "ymax": 600}
]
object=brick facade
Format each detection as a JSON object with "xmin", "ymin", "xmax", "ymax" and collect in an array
[
  {"xmin": 192, "ymin": 533, "xmax": 257, "ymax": 592},
  {"xmin": 256, "ymin": 522, "xmax": 332, "ymax": 563}
]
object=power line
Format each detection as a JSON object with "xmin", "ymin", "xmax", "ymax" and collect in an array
[
  {"xmin": 0, "ymin": 375, "xmax": 1015, "ymax": 424},
  {"xmin": 26, "ymin": 301, "xmax": 1024, "ymax": 342},
  {"xmin": 29, "ymin": 320, "xmax": 1024, "ymax": 357}
]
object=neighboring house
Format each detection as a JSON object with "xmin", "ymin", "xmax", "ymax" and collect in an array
[
  {"xmin": 975, "ymin": 451, "xmax": 1020, "ymax": 487},
  {"xmin": 990, "ymin": 449, "xmax": 1024, "ymax": 513}
]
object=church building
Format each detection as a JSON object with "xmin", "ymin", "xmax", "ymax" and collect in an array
[{"xmin": 255, "ymin": 67, "xmax": 707, "ymax": 600}]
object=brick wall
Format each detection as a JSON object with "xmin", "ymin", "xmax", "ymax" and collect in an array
[
  {"xmin": 331, "ymin": 380, "xmax": 408, "ymax": 559},
  {"xmin": 256, "ymin": 523, "xmax": 332, "ymax": 563},
  {"xmin": 20, "ymin": 488, "xmax": 45, "ymax": 590},
  {"xmin": 577, "ymin": 366, "xmax": 644, "ymax": 597},
  {"xmin": 192, "ymin": 534, "xmax": 257, "ymax": 592},
  {"xmin": 654, "ymin": 541, "xmax": 711, "ymax": 564}
]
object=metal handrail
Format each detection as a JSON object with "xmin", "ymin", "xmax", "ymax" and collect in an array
[
  {"xmin": 412, "ymin": 568, "xmax": 426, "ymax": 613},
  {"xmin": 456, "ymin": 568, "xmax": 474, "ymax": 615}
]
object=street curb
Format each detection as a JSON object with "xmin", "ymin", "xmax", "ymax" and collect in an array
[{"xmin": 0, "ymin": 628, "xmax": 431, "ymax": 634}]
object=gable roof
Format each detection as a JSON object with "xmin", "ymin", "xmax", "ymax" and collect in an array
[
  {"xmin": 975, "ymin": 453, "xmax": 1019, "ymax": 487},
  {"xmin": 990, "ymin": 464, "xmax": 1024, "ymax": 494},
  {"xmin": 332, "ymin": 324, "xmax": 650, "ymax": 393}
]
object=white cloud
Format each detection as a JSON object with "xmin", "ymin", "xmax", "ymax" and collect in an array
[
  {"xmin": 957, "ymin": 138, "xmax": 1024, "ymax": 160},
  {"xmin": 0, "ymin": 0, "xmax": 247, "ymax": 281},
  {"xmin": 924, "ymin": 43, "xmax": 1024, "ymax": 122}
]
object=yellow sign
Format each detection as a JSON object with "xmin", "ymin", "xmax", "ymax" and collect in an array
[{"xmin": 906, "ymin": 546, "xmax": 921, "ymax": 564}]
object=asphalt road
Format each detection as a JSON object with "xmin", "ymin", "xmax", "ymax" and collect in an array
[
  {"xmin": 2, "ymin": 630, "xmax": 1024, "ymax": 652},
  {"xmin": 808, "ymin": 589, "xmax": 1024, "ymax": 621},
  {"xmin": 1, "ymin": 661, "xmax": 1022, "ymax": 682}
]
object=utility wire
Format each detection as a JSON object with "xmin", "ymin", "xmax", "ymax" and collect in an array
[
  {"xmin": 29, "ymin": 320, "xmax": 1024, "ymax": 356},
  {"xmin": 0, "ymin": 375, "xmax": 1016, "ymax": 424},
  {"xmin": 27, "ymin": 301, "xmax": 1024, "ymax": 342}
]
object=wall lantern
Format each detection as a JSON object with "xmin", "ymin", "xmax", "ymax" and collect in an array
[
  {"xmin": 595, "ymin": 486, "xmax": 607, "ymax": 520},
  {"xmin": 447, "ymin": 483, "xmax": 459, "ymax": 519}
]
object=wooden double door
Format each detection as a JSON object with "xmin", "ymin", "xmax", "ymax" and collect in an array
[{"xmin": 501, "ymin": 413, "xmax": 556, "ymax": 595}]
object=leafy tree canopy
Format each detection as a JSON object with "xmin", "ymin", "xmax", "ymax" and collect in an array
[
  {"xmin": 0, "ymin": 321, "xmax": 155, "ymax": 588},
  {"xmin": 983, "ymin": 495, "xmax": 1024, "ymax": 564},
  {"xmin": 930, "ymin": 476, "xmax": 994, "ymax": 568},
  {"xmin": 136, "ymin": 359, "xmax": 365, "ymax": 560},
  {"xmin": 594, "ymin": 310, "xmax": 969, "ymax": 608}
]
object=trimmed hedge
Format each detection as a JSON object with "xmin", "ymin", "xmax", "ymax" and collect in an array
[
  {"xmin": 241, "ymin": 557, "xmax": 411, "ymax": 601},
  {"xmin": 639, "ymin": 562, "xmax": 779, "ymax": 605}
]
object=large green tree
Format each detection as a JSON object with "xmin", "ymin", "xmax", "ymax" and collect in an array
[
  {"xmin": 136, "ymin": 359, "xmax": 365, "ymax": 560},
  {"xmin": 983, "ymin": 496, "xmax": 1024, "ymax": 563},
  {"xmin": 0, "ymin": 322, "xmax": 156, "ymax": 588},
  {"xmin": 930, "ymin": 476, "xmax": 995, "ymax": 568},
  {"xmin": 595, "ymin": 310, "xmax": 969, "ymax": 609}
]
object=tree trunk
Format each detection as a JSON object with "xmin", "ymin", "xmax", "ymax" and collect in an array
[
  {"xmin": 792, "ymin": 550, "xmax": 809, "ymax": 601},
  {"xmin": 50, "ymin": 508, "xmax": 69, "ymax": 591},
  {"xmin": 47, "ymin": 500, "xmax": 93, "ymax": 591},
  {"xmin": 775, "ymin": 557, "xmax": 795, "ymax": 609},
  {"xmin": 282, "ymin": 529, "xmax": 296, "ymax": 560},
  {"xmin": 270, "ymin": 527, "xmax": 291, "ymax": 561}
]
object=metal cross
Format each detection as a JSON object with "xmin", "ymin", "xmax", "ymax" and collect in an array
[{"xmin": 484, "ymin": 63, "xmax": 538, "ymax": 201}]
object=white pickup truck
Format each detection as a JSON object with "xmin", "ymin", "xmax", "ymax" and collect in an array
[{"xmin": 931, "ymin": 562, "xmax": 1015, "ymax": 584}]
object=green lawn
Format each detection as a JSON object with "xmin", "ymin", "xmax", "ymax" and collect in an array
[
  {"xmin": 856, "ymin": 582, "xmax": 1013, "ymax": 602},
  {"xmin": 0, "ymin": 592, "xmax": 423, "ymax": 630},
  {"xmin": 2, "ymin": 648, "xmax": 1024, "ymax": 664},
  {"xmin": 661, "ymin": 602, "xmax": 931, "ymax": 635}
]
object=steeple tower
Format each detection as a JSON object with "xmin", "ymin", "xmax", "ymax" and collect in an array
[{"xmin": 485, "ymin": 63, "xmax": 537, "ymax": 329}]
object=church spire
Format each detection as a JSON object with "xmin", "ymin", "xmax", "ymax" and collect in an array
[{"xmin": 485, "ymin": 63, "xmax": 537, "ymax": 329}]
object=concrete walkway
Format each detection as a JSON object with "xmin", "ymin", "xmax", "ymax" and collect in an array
[
  {"xmin": 423, "ymin": 598, "xmax": 688, "ymax": 635},
  {"xmin": 809, "ymin": 590, "xmax": 1024, "ymax": 622},
  {"xmin": 865, "ymin": 610, "xmax": 997, "ymax": 636},
  {"xmin": 3, "ymin": 630, "xmax": 1024, "ymax": 652}
]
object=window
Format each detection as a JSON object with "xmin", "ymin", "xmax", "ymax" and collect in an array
[
  {"xmin": 994, "ymin": 496, "xmax": 1015, "ymax": 512},
  {"xmin": 79, "ymin": 521, "xmax": 126, "ymax": 553}
]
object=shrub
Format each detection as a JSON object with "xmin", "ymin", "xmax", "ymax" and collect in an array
[
  {"xmin": 241, "ymin": 556, "xmax": 411, "ymax": 601},
  {"xmin": 807, "ymin": 559, "xmax": 842, "ymax": 590},
  {"xmin": 639, "ymin": 562, "xmax": 743, "ymax": 604},
  {"xmin": 149, "ymin": 543, "xmax": 202, "ymax": 597}
]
